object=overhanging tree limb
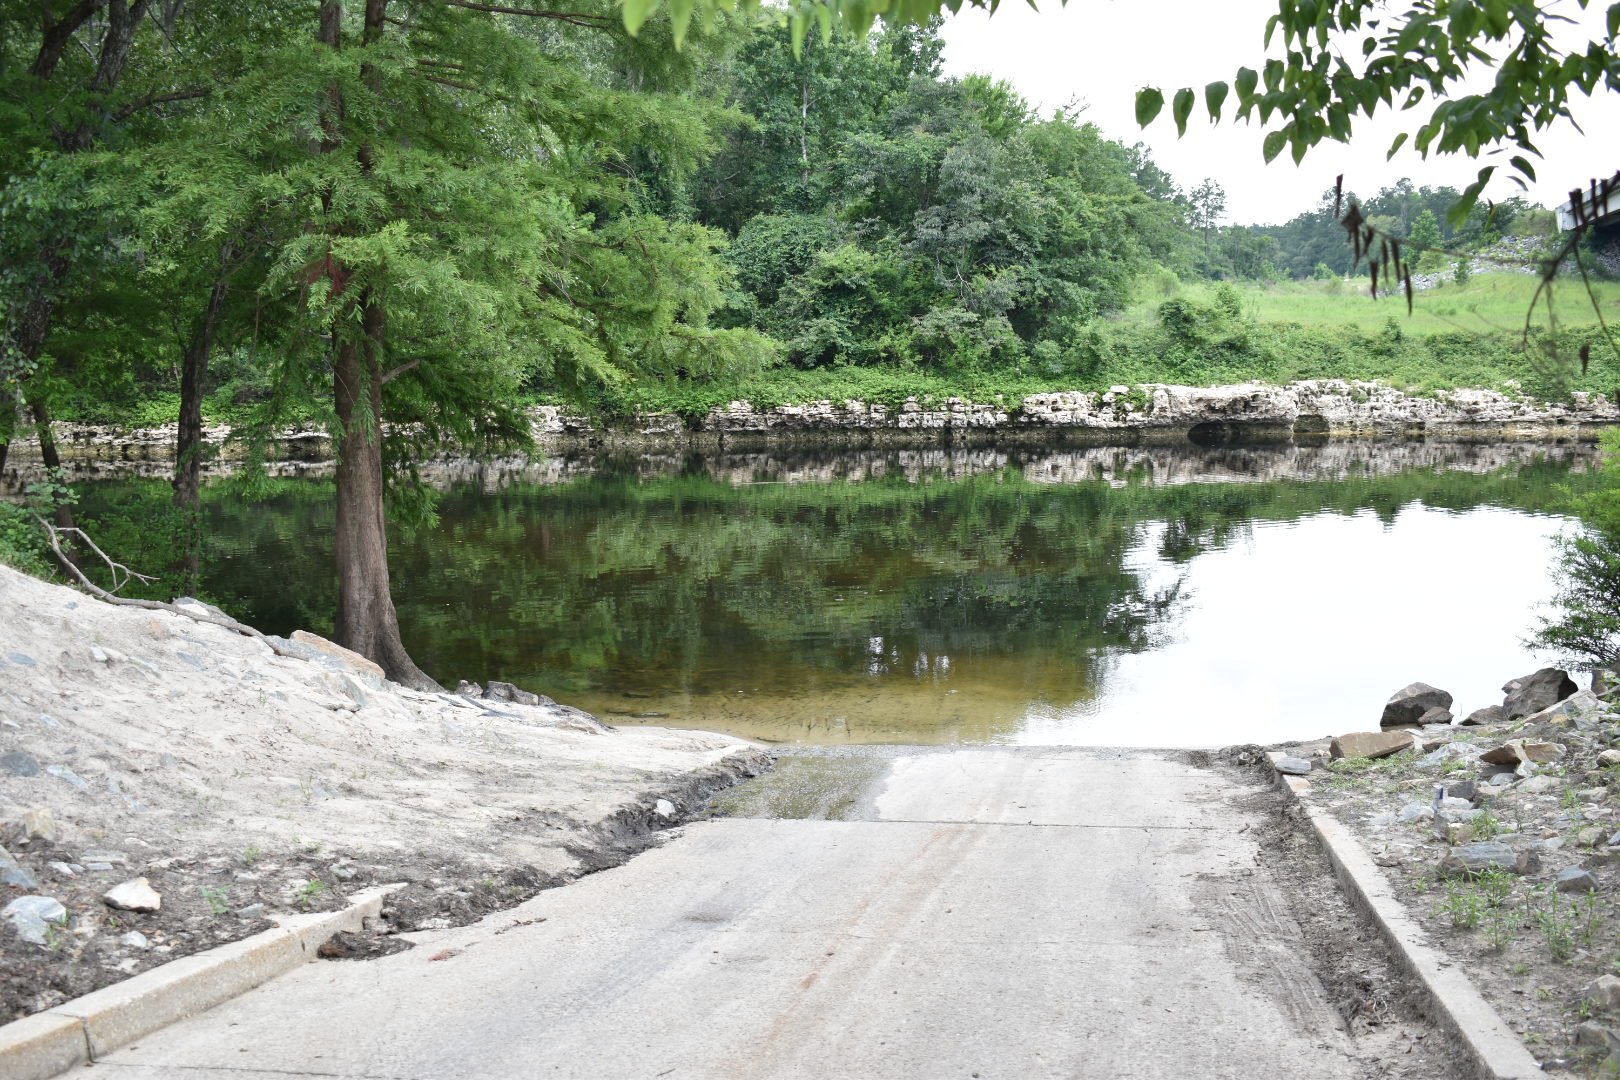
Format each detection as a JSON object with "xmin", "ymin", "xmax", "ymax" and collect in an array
[
  {"xmin": 443, "ymin": 0, "xmax": 613, "ymax": 26},
  {"xmin": 113, "ymin": 87, "xmax": 210, "ymax": 121}
]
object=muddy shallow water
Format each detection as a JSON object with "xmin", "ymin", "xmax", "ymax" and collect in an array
[{"xmin": 76, "ymin": 439, "xmax": 1603, "ymax": 747}]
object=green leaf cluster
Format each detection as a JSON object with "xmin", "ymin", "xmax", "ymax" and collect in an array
[
  {"xmin": 692, "ymin": 26, "xmax": 1183, "ymax": 373},
  {"xmin": 1136, "ymin": 0, "xmax": 1620, "ymax": 221}
]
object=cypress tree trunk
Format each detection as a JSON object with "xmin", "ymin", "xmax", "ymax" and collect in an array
[
  {"xmin": 173, "ymin": 269, "xmax": 228, "ymax": 511},
  {"xmin": 332, "ymin": 295, "xmax": 437, "ymax": 689},
  {"xmin": 318, "ymin": 0, "xmax": 439, "ymax": 690},
  {"xmin": 172, "ymin": 268, "xmax": 229, "ymax": 591}
]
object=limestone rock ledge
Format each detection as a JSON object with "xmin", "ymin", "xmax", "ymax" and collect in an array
[
  {"xmin": 532, "ymin": 379, "xmax": 1618, "ymax": 446},
  {"xmin": 21, "ymin": 379, "xmax": 1620, "ymax": 462}
]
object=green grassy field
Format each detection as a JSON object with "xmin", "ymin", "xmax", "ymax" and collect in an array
[{"xmin": 1123, "ymin": 273, "xmax": 1620, "ymax": 337}]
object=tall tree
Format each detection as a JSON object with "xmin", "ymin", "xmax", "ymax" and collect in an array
[
  {"xmin": 183, "ymin": 0, "xmax": 766, "ymax": 685},
  {"xmin": 1185, "ymin": 179, "xmax": 1226, "ymax": 258}
]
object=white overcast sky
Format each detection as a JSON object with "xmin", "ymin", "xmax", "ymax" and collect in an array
[{"xmin": 938, "ymin": 0, "xmax": 1620, "ymax": 225}]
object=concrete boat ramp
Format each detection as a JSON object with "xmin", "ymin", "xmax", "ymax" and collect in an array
[{"xmin": 79, "ymin": 748, "xmax": 1403, "ymax": 1079}]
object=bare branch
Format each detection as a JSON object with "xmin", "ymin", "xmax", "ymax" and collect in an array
[
  {"xmin": 32, "ymin": 515, "xmax": 301, "ymax": 659},
  {"xmin": 1573, "ymin": 243, "xmax": 1620, "ymax": 369}
]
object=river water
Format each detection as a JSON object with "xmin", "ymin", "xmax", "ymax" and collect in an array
[{"xmin": 79, "ymin": 439, "xmax": 1604, "ymax": 747}]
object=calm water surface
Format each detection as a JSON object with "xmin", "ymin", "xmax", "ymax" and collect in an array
[{"xmin": 84, "ymin": 440, "xmax": 1601, "ymax": 747}]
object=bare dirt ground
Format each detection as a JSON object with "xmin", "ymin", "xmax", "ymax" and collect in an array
[
  {"xmin": 1186, "ymin": 749, "xmax": 1470, "ymax": 1080},
  {"xmin": 0, "ymin": 564, "xmax": 768, "ymax": 1023}
]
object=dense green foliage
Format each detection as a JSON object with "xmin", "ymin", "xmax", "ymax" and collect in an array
[
  {"xmin": 1534, "ymin": 431, "xmax": 1620, "ymax": 670},
  {"xmin": 689, "ymin": 28, "xmax": 1184, "ymax": 371}
]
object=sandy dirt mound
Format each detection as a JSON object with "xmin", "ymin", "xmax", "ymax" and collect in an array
[{"xmin": 0, "ymin": 564, "xmax": 767, "ymax": 1020}]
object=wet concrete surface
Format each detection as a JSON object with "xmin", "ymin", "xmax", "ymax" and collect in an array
[{"xmin": 83, "ymin": 748, "xmax": 1372, "ymax": 1079}]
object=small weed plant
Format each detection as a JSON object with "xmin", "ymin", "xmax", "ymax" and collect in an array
[
  {"xmin": 1442, "ymin": 881, "xmax": 1486, "ymax": 929},
  {"xmin": 1528, "ymin": 887, "xmax": 1578, "ymax": 962}
]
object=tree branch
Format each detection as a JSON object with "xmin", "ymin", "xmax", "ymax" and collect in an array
[
  {"xmin": 112, "ymin": 87, "xmax": 210, "ymax": 121},
  {"xmin": 443, "ymin": 0, "xmax": 613, "ymax": 27},
  {"xmin": 417, "ymin": 73, "xmax": 483, "ymax": 92},
  {"xmin": 380, "ymin": 358, "xmax": 422, "ymax": 384},
  {"xmin": 1573, "ymin": 243, "xmax": 1620, "ymax": 370},
  {"xmin": 29, "ymin": 0, "xmax": 106, "ymax": 80}
]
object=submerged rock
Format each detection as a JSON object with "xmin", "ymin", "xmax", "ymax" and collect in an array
[{"xmin": 1381, "ymin": 683, "xmax": 1453, "ymax": 728}]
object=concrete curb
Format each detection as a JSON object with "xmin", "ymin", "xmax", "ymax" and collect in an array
[
  {"xmin": 0, "ymin": 882, "xmax": 405, "ymax": 1080},
  {"xmin": 1268, "ymin": 761, "xmax": 1546, "ymax": 1079}
]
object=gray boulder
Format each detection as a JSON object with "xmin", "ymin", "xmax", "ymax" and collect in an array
[
  {"xmin": 1271, "ymin": 756, "xmax": 1312, "ymax": 776},
  {"xmin": 1381, "ymin": 683, "xmax": 1453, "ymax": 728},
  {"xmin": 1445, "ymin": 780, "xmax": 1479, "ymax": 802},
  {"xmin": 1438, "ymin": 841, "xmax": 1518, "ymax": 876},
  {"xmin": 1458, "ymin": 705, "xmax": 1506, "ymax": 727},
  {"xmin": 1501, "ymin": 667, "xmax": 1577, "ymax": 720},
  {"xmin": 172, "ymin": 596, "xmax": 231, "ymax": 622},
  {"xmin": 1419, "ymin": 742, "xmax": 1478, "ymax": 768},
  {"xmin": 1417, "ymin": 706, "xmax": 1454, "ymax": 726},
  {"xmin": 1555, "ymin": 867, "xmax": 1601, "ymax": 893}
]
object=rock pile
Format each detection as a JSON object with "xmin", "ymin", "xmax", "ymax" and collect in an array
[{"xmin": 1273, "ymin": 665, "xmax": 1620, "ymax": 1070}]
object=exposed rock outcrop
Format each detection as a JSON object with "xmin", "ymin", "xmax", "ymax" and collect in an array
[
  {"xmin": 24, "ymin": 379, "xmax": 1606, "ymax": 468},
  {"xmin": 6, "ymin": 401, "xmax": 1607, "ymax": 496}
]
